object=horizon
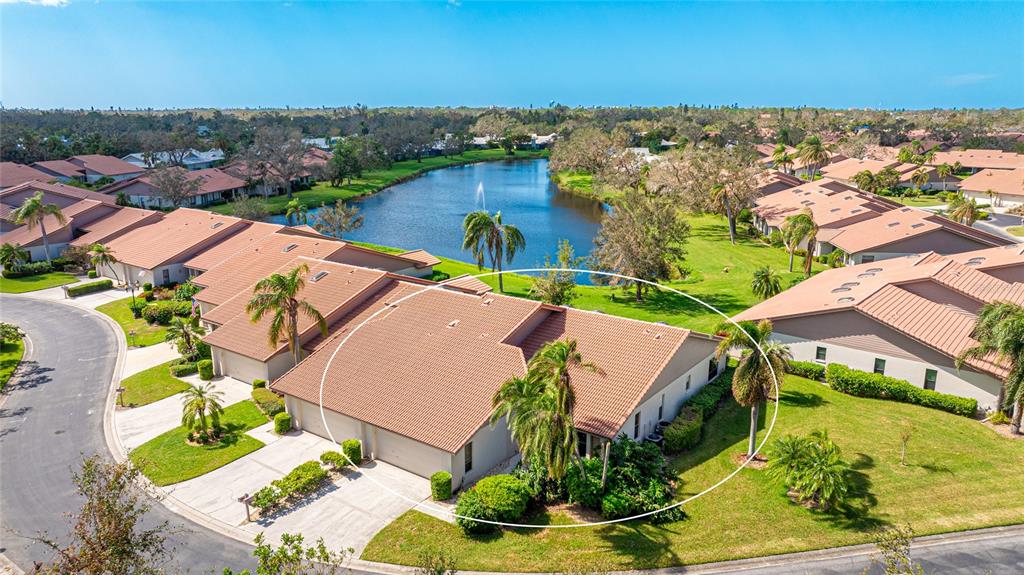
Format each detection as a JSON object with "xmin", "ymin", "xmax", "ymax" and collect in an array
[{"xmin": 2, "ymin": 1, "xmax": 1022, "ymax": 110}]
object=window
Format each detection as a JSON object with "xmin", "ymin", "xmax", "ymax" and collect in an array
[
  {"xmin": 873, "ymin": 358, "xmax": 886, "ymax": 375},
  {"xmin": 161, "ymin": 269, "xmax": 170, "ymax": 284},
  {"xmin": 924, "ymin": 369, "xmax": 937, "ymax": 391},
  {"xmin": 862, "ymin": 255, "xmax": 875, "ymax": 263},
  {"xmin": 815, "ymin": 346, "xmax": 827, "ymax": 362},
  {"xmin": 633, "ymin": 412, "xmax": 640, "ymax": 439},
  {"xmin": 658, "ymin": 394, "xmax": 664, "ymax": 420},
  {"xmin": 708, "ymin": 358, "xmax": 719, "ymax": 379},
  {"xmin": 686, "ymin": 374, "xmax": 691, "ymax": 391},
  {"xmin": 577, "ymin": 432, "xmax": 588, "ymax": 458},
  {"xmin": 464, "ymin": 442, "xmax": 473, "ymax": 472}
]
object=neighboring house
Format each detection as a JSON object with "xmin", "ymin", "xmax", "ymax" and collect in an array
[
  {"xmin": 201, "ymin": 263, "xmax": 724, "ymax": 488},
  {"xmin": 219, "ymin": 153, "xmax": 322, "ymax": 198},
  {"xmin": 958, "ymin": 168, "xmax": 1024, "ymax": 208},
  {"xmin": 120, "ymin": 148, "xmax": 225, "ymax": 171},
  {"xmin": 32, "ymin": 155, "xmax": 144, "ymax": 184},
  {"xmin": 821, "ymin": 158, "xmax": 959, "ymax": 191},
  {"xmin": 928, "ymin": 149, "xmax": 1024, "ymax": 173},
  {"xmin": 100, "ymin": 167, "xmax": 248, "ymax": 208},
  {"xmin": 735, "ymin": 248, "xmax": 1024, "ymax": 412},
  {"xmin": 757, "ymin": 170, "xmax": 803, "ymax": 197},
  {"xmin": 302, "ymin": 137, "xmax": 340, "ymax": 151},
  {"xmin": 0, "ymin": 163, "xmax": 52, "ymax": 190},
  {"xmin": 756, "ymin": 145, "xmax": 846, "ymax": 176},
  {"xmin": 99, "ymin": 208, "xmax": 250, "ymax": 286}
]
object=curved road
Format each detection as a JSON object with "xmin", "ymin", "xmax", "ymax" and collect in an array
[{"xmin": 1, "ymin": 294, "xmax": 1022, "ymax": 575}]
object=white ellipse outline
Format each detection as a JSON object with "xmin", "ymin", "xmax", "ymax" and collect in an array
[{"xmin": 316, "ymin": 268, "xmax": 781, "ymax": 528}]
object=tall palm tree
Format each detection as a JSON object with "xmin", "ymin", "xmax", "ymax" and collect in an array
[
  {"xmin": 285, "ymin": 199, "xmax": 308, "ymax": 225},
  {"xmin": 716, "ymin": 319, "xmax": 792, "ymax": 456},
  {"xmin": 911, "ymin": 169, "xmax": 930, "ymax": 196},
  {"xmin": 781, "ymin": 208, "xmax": 817, "ymax": 274},
  {"xmin": 11, "ymin": 191, "xmax": 66, "ymax": 264},
  {"xmin": 0, "ymin": 242, "xmax": 29, "ymax": 270},
  {"xmin": 851, "ymin": 170, "xmax": 877, "ymax": 194},
  {"xmin": 165, "ymin": 316, "xmax": 206, "ymax": 360},
  {"xmin": 751, "ymin": 266, "xmax": 782, "ymax": 300},
  {"xmin": 181, "ymin": 382, "xmax": 225, "ymax": 440},
  {"xmin": 948, "ymin": 196, "xmax": 981, "ymax": 225},
  {"xmin": 89, "ymin": 243, "xmax": 119, "ymax": 283},
  {"xmin": 245, "ymin": 262, "xmax": 328, "ymax": 366},
  {"xmin": 462, "ymin": 210, "xmax": 526, "ymax": 293},
  {"xmin": 796, "ymin": 136, "xmax": 829, "ymax": 180},
  {"xmin": 771, "ymin": 143, "xmax": 793, "ymax": 174},
  {"xmin": 936, "ymin": 163, "xmax": 953, "ymax": 192},
  {"xmin": 957, "ymin": 302, "xmax": 1024, "ymax": 434}
]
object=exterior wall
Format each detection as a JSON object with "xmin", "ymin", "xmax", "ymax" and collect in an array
[
  {"xmin": 212, "ymin": 348, "xmax": 270, "ymax": 384},
  {"xmin": 85, "ymin": 170, "xmax": 142, "ymax": 184},
  {"xmin": 964, "ymin": 190, "xmax": 1024, "ymax": 208},
  {"xmin": 449, "ymin": 418, "xmax": 517, "ymax": 488},
  {"xmin": 983, "ymin": 265, "xmax": 1024, "ymax": 284},
  {"xmin": 27, "ymin": 242, "xmax": 69, "ymax": 262}
]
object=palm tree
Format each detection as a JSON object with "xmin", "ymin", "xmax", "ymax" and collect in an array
[
  {"xmin": 851, "ymin": 170, "xmax": 877, "ymax": 194},
  {"xmin": 751, "ymin": 266, "xmax": 782, "ymax": 300},
  {"xmin": 285, "ymin": 199, "xmax": 308, "ymax": 226},
  {"xmin": 11, "ymin": 191, "xmax": 66, "ymax": 264},
  {"xmin": 89, "ymin": 243, "xmax": 119, "ymax": 283},
  {"xmin": 462, "ymin": 210, "xmax": 526, "ymax": 293},
  {"xmin": 771, "ymin": 143, "xmax": 793, "ymax": 174},
  {"xmin": 165, "ymin": 316, "xmax": 206, "ymax": 360},
  {"xmin": 0, "ymin": 243, "xmax": 29, "ymax": 270},
  {"xmin": 948, "ymin": 196, "xmax": 981, "ymax": 225},
  {"xmin": 911, "ymin": 169, "xmax": 930, "ymax": 196},
  {"xmin": 796, "ymin": 136, "xmax": 829, "ymax": 180},
  {"xmin": 936, "ymin": 163, "xmax": 953, "ymax": 192},
  {"xmin": 957, "ymin": 302, "xmax": 1024, "ymax": 434},
  {"xmin": 246, "ymin": 263, "xmax": 328, "ymax": 366},
  {"xmin": 781, "ymin": 208, "xmax": 817, "ymax": 274},
  {"xmin": 180, "ymin": 382, "xmax": 225, "ymax": 440},
  {"xmin": 716, "ymin": 319, "xmax": 792, "ymax": 456}
]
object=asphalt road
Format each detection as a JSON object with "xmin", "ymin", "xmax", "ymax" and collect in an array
[{"xmin": 1, "ymin": 294, "xmax": 1022, "ymax": 575}]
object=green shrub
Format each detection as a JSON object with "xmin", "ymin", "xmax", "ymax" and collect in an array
[
  {"xmin": 251, "ymin": 485, "xmax": 281, "ymax": 511},
  {"xmin": 565, "ymin": 457, "xmax": 603, "ymax": 509},
  {"xmin": 787, "ymin": 360, "xmax": 826, "ymax": 381},
  {"xmin": 686, "ymin": 374, "xmax": 733, "ymax": 418},
  {"xmin": 825, "ymin": 363, "xmax": 977, "ymax": 417},
  {"xmin": 342, "ymin": 439, "xmax": 362, "ymax": 466},
  {"xmin": 169, "ymin": 362, "xmax": 197, "ymax": 377},
  {"xmin": 273, "ymin": 412, "xmax": 292, "ymax": 434},
  {"xmin": 319, "ymin": 450, "xmax": 346, "ymax": 470},
  {"xmin": 66, "ymin": 279, "xmax": 113, "ymax": 297},
  {"xmin": 197, "ymin": 359, "xmax": 213, "ymax": 381},
  {"xmin": 989, "ymin": 410, "xmax": 1011, "ymax": 425},
  {"xmin": 252, "ymin": 379, "xmax": 267, "ymax": 389},
  {"xmin": 2, "ymin": 261, "xmax": 52, "ymax": 278},
  {"xmin": 140, "ymin": 290, "xmax": 154, "ymax": 302},
  {"xmin": 142, "ymin": 282, "xmax": 153, "ymax": 291},
  {"xmin": 455, "ymin": 474, "xmax": 531, "ymax": 534},
  {"xmin": 272, "ymin": 461, "xmax": 327, "ymax": 498},
  {"xmin": 663, "ymin": 406, "xmax": 702, "ymax": 454},
  {"xmin": 431, "ymin": 471, "xmax": 453, "ymax": 501},
  {"xmin": 87, "ymin": 269, "xmax": 98, "ymax": 279},
  {"xmin": 251, "ymin": 387, "xmax": 284, "ymax": 416},
  {"xmin": 141, "ymin": 300, "xmax": 191, "ymax": 324},
  {"xmin": 600, "ymin": 491, "xmax": 633, "ymax": 519}
]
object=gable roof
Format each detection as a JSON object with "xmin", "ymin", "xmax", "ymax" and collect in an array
[
  {"xmin": 959, "ymin": 168, "xmax": 1024, "ymax": 199},
  {"xmin": 69, "ymin": 207, "xmax": 164, "ymax": 247},
  {"xmin": 930, "ymin": 149, "xmax": 1024, "ymax": 171},
  {"xmin": 31, "ymin": 159, "xmax": 85, "ymax": 179},
  {"xmin": 67, "ymin": 155, "xmax": 144, "ymax": 177},
  {"xmin": 0, "ymin": 163, "xmax": 52, "ymax": 189},
  {"xmin": 0, "ymin": 179, "xmax": 118, "ymax": 208},
  {"xmin": 0, "ymin": 198, "xmax": 111, "ymax": 247},
  {"xmin": 102, "ymin": 208, "xmax": 248, "ymax": 270},
  {"xmin": 102, "ymin": 167, "xmax": 247, "ymax": 198},
  {"xmin": 183, "ymin": 221, "xmax": 286, "ymax": 272}
]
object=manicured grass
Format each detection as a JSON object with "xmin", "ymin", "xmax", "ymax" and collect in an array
[
  {"xmin": 431, "ymin": 214, "xmax": 822, "ymax": 334},
  {"xmin": 363, "ymin": 376, "xmax": 1024, "ymax": 570},
  {"xmin": 0, "ymin": 272, "xmax": 78, "ymax": 294},
  {"xmin": 892, "ymin": 195, "xmax": 945, "ymax": 207},
  {"xmin": 120, "ymin": 360, "xmax": 191, "ymax": 407},
  {"xmin": 130, "ymin": 400, "xmax": 269, "ymax": 486},
  {"xmin": 551, "ymin": 171, "xmax": 621, "ymax": 202},
  {"xmin": 208, "ymin": 149, "xmax": 549, "ymax": 216},
  {"xmin": 0, "ymin": 340, "xmax": 25, "ymax": 391},
  {"xmin": 1006, "ymin": 226, "xmax": 1024, "ymax": 237},
  {"xmin": 95, "ymin": 297, "xmax": 168, "ymax": 347}
]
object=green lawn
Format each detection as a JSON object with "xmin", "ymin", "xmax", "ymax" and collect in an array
[
  {"xmin": 208, "ymin": 149, "xmax": 549, "ymax": 216},
  {"xmin": 120, "ymin": 360, "xmax": 191, "ymax": 407},
  {"xmin": 130, "ymin": 400, "xmax": 269, "ymax": 486},
  {"xmin": 363, "ymin": 376, "xmax": 1024, "ymax": 570},
  {"xmin": 1007, "ymin": 226, "xmax": 1024, "ymax": 237},
  {"xmin": 550, "ymin": 171, "xmax": 621, "ymax": 202},
  {"xmin": 0, "ymin": 272, "xmax": 78, "ymax": 294},
  {"xmin": 95, "ymin": 297, "xmax": 168, "ymax": 347},
  {"xmin": 0, "ymin": 340, "xmax": 25, "ymax": 391},
  {"xmin": 431, "ymin": 214, "xmax": 821, "ymax": 334},
  {"xmin": 893, "ymin": 195, "xmax": 945, "ymax": 207}
]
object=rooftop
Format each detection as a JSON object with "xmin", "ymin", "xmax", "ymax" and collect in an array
[{"xmin": 102, "ymin": 208, "xmax": 247, "ymax": 270}]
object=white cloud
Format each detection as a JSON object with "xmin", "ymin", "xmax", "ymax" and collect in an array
[
  {"xmin": 943, "ymin": 73, "xmax": 996, "ymax": 87},
  {"xmin": 0, "ymin": 0, "xmax": 70, "ymax": 5},
  {"xmin": 447, "ymin": 0, "xmax": 462, "ymax": 7}
]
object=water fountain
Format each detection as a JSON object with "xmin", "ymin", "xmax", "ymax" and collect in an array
[{"xmin": 475, "ymin": 181, "xmax": 486, "ymax": 211}]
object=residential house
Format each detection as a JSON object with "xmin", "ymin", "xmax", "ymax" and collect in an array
[
  {"xmin": 928, "ymin": 150, "xmax": 1024, "ymax": 173},
  {"xmin": 821, "ymin": 158, "xmax": 959, "ymax": 192},
  {"xmin": 100, "ymin": 167, "xmax": 248, "ymax": 209},
  {"xmin": 958, "ymin": 168, "xmax": 1024, "ymax": 208},
  {"xmin": 32, "ymin": 155, "xmax": 145, "ymax": 184},
  {"xmin": 120, "ymin": 148, "xmax": 225, "ymax": 171},
  {"xmin": 0, "ymin": 163, "xmax": 52, "ymax": 190}
]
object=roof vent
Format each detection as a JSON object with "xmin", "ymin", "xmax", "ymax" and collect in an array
[
  {"xmin": 447, "ymin": 320, "xmax": 460, "ymax": 328},
  {"xmin": 830, "ymin": 208, "xmax": 841, "ymax": 212},
  {"xmin": 887, "ymin": 222, "xmax": 900, "ymax": 228},
  {"xmin": 831, "ymin": 287, "xmax": 852, "ymax": 293},
  {"xmin": 310, "ymin": 271, "xmax": 328, "ymax": 282},
  {"xmin": 282, "ymin": 243, "xmax": 299, "ymax": 253},
  {"xmin": 837, "ymin": 297, "xmax": 856, "ymax": 303},
  {"xmin": 841, "ymin": 282, "xmax": 860, "ymax": 288},
  {"xmin": 966, "ymin": 257, "xmax": 986, "ymax": 266},
  {"xmin": 211, "ymin": 221, "xmax": 224, "ymax": 229},
  {"xmin": 857, "ymin": 272, "xmax": 875, "ymax": 278},
  {"xmin": 911, "ymin": 223, "xmax": 925, "ymax": 229},
  {"xmin": 866, "ymin": 268, "xmax": 883, "ymax": 273}
]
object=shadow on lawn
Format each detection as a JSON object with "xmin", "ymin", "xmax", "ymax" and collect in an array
[
  {"xmin": 606, "ymin": 289, "xmax": 748, "ymax": 322},
  {"xmin": 815, "ymin": 453, "xmax": 886, "ymax": 532},
  {"xmin": 595, "ymin": 522, "xmax": 684, "ymax": 570},
  {"xmin": 779, "ymin": 389, "xmax": 829, "ymax": 409}
]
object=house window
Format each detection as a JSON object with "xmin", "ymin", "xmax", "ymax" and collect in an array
[
  {"xmin": 873, "ymin": 358, "xmax": 886, "ymax": 375},
  {"xmin": 633, "ymin": 412, "xmax": 640, "ymax": 439},
  {"xmin": 708, "ymin": 358, "xmax": 719, "ymax": 379},
  {"xmin": 577, "ymin": 432, "xmax": 588, "ymax": 458},
  {"xmin": 658, "ymin": 394, "xmax": 665, "ymax": 420},
  {"xmin": 924, "ymin": 369, "xmax": 937, "ymax": 390},
  {"xmin": 686, "ymin": 374, "xmax": 691, "ymax": 391},
  {"xmin": 815, "ymin": 346, "xmax": 827, "ymax": 362},
  {"xmin": 862, "ymin": 255, "xmax": 875, "ymax": 263},
  {"xmin": 464, "ymin": 442, "xmax": 473, "ymax": 473},
  {"xmin": 161, "ymin": 269, "xmax": 170, "ymax": 284}
]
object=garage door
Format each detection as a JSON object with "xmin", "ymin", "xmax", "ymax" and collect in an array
[
  {"xmin": 375, "ymin": 428, "xmax": 442, "ymax": 478},
  {"xmin": 295, "ymin": 400, "xmax": 360, "ymax": 441}
]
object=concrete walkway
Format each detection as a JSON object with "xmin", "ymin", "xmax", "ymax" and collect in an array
[
  {"xmin": 122, "ymin": 342, "xmax": 179, "ymax": 378},
  {"xmin": 16, "ymin": 281, "xmax": 128, "ymax": 308},
  {"xmin": 114, "ymin": 375, "xmax": 253, "ymax": 449}
]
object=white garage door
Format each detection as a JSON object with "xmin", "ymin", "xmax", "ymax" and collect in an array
[
  {"xmin": 295, "ymin": 399, "xmax": 360, "ymax": 442},
  {"xmin": 375, "ymin": 428, "xmax": 443, "ymax": 478}
]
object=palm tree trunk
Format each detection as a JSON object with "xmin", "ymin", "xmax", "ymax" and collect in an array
[
  {"xmin": 600, "ymin": 441, "xmax": 610, "ymax": 489},
  {"xmin": 1011, "ymin": 401, "xmax": 1022, "ymax": 435},
  {"xmin": 788, "ymin": 249, "xmax": 795, "ymax": 272},
  {"xmin": 747, "ymin": 402, "xmax": 759, "ymax": 457},
  {"xmin": 40, "ymin": 220, "xmax": 51, "ymax": 264},
  {"xmin": 723, "ymin": 202, "xmax": 737, "ymax": 244}
]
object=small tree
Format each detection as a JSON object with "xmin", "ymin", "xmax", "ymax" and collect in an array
[
  {"xmin": 222, "ymin": 532, "xmax": 350, "ymax": 575},
  {"xmin": 230, "ymin": 195, "xmax": 268, "ymax": 221},
  {"xmin": 181, "ymin": 382, "xmax": 225, "ymax": 441},
  {"xmin": 310, "ymin": 200, "xmax": 364, "ymax": 239},
  {"xmin": 285, "ymin": 199, "xmax": 308, "ymax": 226},
  {"xmin": 0, "ymin": 322, "xmax": 25, "ymax": 345},
  {"xmin": 899, "ymin": 423, "xmax": 914, "ymax": 466},
  {"xmin": 529, "ymin": 239, "xmax": 582, "ymax": 306},
  {"xmin": 89, "ymin": 243, "xmax": 119, "ymax": 283},
  {"xmin": 416, "ymin": 547, "xmax": 458, "ymax": 575},
  {"xmin": 864, "ymin": 524, "xmax": 926, "ymax": 575},
  {"xmin": 149, "ymin": 166, "xmax": 203, "ymax": 208},
  {"xmin": 0, "ymin": 242, "xmax": 29, "ymax": 269},
  {"xmin": 462, "ymin": 210, "xmax": 526, "ymax": 293},
  {"xmin": 165, "ymin": 316, "xmax": 205, "ymax": 360},
  {"xmin": 11, "ymin": 191, "xmax": 66, "ymax": 263},
  {"xmin": 751, "ymin": 265, "xmax": 782, "ymax": 300}
]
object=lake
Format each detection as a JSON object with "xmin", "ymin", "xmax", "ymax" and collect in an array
[{"xmin": 269, "ymin": 158, "xmax": 606, "ymax": 272}]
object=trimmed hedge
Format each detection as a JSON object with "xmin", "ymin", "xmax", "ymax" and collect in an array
[
  {"xmin": 342, "ymin": 439, "xmax": 362, "ymax": 466},
  {"xmin": 252, "ymin": 387, "xmax": 285, "ymax": 416},
  {"xmin": 169, "ymin": 362, "xmax": 197, "ymax": 377},
  {"xmin": 66, "ymin": 279, "xmax": 113, "ymax": 297},
  {"xmin": 251, "ymin": 485, "xmax": 280, "ymax": 511},
  {"xmin": 273, "ymin": 412, "xmax": 292, "ymax": 434},
  {"xmin": 431, "ymin": 471, "xmax": 453, "ymax": 501},
  {"xmin": 252, "ymin": 379, "xmax": 267, "ymax": 389},
  {"xmin": 663, "ymin": 406, "xmax": 702, "ymax": 453},
  {"xmin": 2, "ymin": 261, "xmax": 53, "ymax": 278},
  {"xmin": 197, "ymin": 359, "xmax": 213, "ymax": 381},
  {"xmin": 141, "ymin": 300, "xmax": 191, "ymax": 325},
  {"xmin": 272, "ymin": 461, "xmax": 327, "ymax": 498},
  {"xmin": 826, "ymin": 363, "xmax": 977, "ymax": 417},
  {"xmin": 87, "ymin": 270, "xmax": 98, "ymax": 279},
  {"xmin": 686, "ymin": 373, "xmax": 733, "ymax": 418},
  {"xmin": 319, "ymin": 450, "xmax": 346, "ymax": 471},
  {"xmin": 787, "ymin": 360, "xmax": 826, "ymax": 381},
  {"xmin": 455, "ymin": 474, "xmax": 531, "ymax": 534}
]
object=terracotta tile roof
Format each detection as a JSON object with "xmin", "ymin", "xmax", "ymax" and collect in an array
[
  {"xmin": 66, "ymin": 154, "xmax": 144, "ymax": 177},
  {"xmin": 183, "ymin": 222, "xmax": 284, "ymax": 272},
  {"xmin": 31, "ymin": 159, "xmax": 84, "ymax": 179},
  {"xmin": 69, "ymin": 207, "xmax": 163, "ymax": 247},
  {"xmin": 0, "ymin": 180, "xmax": 118, "ymax": 207},
  {"xmin": 820, "ymin": 158, "xmax": 897, "ymax": 181},
  {"xmin": 397, "ymin": 249, "xmax": 442, "ymax": 268},
  {"xmin": 0, "ymin": 199, "xmax": 110, "ymax": 247},
  {"xmin": 441, "ymin": 274, "xmax": 493, "ymax": 295},
  {"xmin": 930, "ymin": 150, "xmax": 1024, "ymax": 171},
  {"xmin": 936, "ymin": 243, "xmax": 1024, "ymax": 274},
  {"xmin": 102, "ymin": 208, "xmax": 248, "ymax": 270},
  {"xmin": 828, "ymin": 207, "xmax": 1008, "ymax": 254},
  {"xmin": 103, "ymin": 167, "xmax": 247, "ymax": 198},
  {"xmin": 754, "ymin": 180, "xmax": 890, "ymax": 228},
  {"xmin": 959, "ymin": 168, "xmax": 1024, "ymax": 199},
  {"xmin": 0, "ymin": 163, "xmax": 52, "ymax": 189}
]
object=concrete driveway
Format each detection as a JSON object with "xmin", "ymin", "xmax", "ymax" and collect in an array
[{"xmin": 164, "ymin": 425, "xmax": 433, "ymax": 555}]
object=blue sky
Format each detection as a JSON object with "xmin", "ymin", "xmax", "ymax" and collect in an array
[{"xmin": 1, "ymin": 1, "xmax": 1021, "ymax": 110}]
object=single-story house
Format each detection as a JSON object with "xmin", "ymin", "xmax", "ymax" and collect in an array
[
  {"xmin": 958, "ymin": 168, "xmax": 1024, "ymax": 208},
  {"xmin": 821, "ymin": 158, "xmax": 960, "ymax": 191},
  {"xmin": 735, "ymin": 248, "xmax": 1024, "ymax": 412},
  {"xmin": 100, "ymin": 167, "xmax": 248, "ymax": 209},
  {"xmin": 32, "ymin": 155, "xmax": 145, "ymax": 184},
  {"xmin": 0, "ymin": 163, "xmax": 53, "ymax": 190},
  {"xmin": 928, "ymin": 150, "xmax": 1024, "ymax": 173},
  {"xmin": 121, "ymin": 148, "xmax": 225, "ymax": 171}
]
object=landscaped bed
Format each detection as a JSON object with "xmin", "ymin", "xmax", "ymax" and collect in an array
[
  {"xmin": 0, "ymin": 271, "xmax": 78, "ymax": 294},
  {"xmin": 119, "ymin": 360, "xmax": 191, "ymax": 407},
  {"xmin": 130, "ymin": 400, "xmax": 269, "ymax": 486},
  {"xmin": 0, "ymin": 339, "xmax": 25, "ymax": 391},
  {"xmin": 96, "ymin": 296, "xmax": 169, "ymax": 347},
  {"xmin": 362, "ymin": 375, "xmax": 1024, "ymax": 570}
]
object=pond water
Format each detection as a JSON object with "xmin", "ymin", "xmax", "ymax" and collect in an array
[{"xmin": 269, "ymin": 158, "xmax": 606, "ymax": 274}]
